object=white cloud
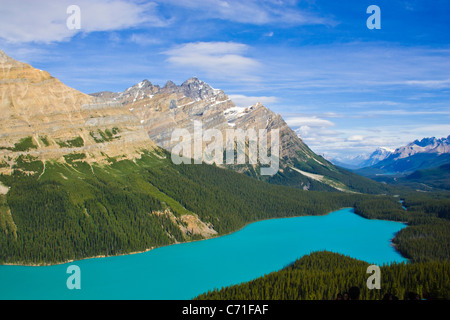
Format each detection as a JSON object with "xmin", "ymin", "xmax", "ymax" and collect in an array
[
  {"xmin": 405, "ymin": 79, "xmax": 450, "ymax": 89},
  {"xmin": 0, "ymin": 0, "xmax": 167, "ymax": 43},
  {"xmin": 285, "ymin": 116, "xmax": 336, "ymax": 143},
  {"xmin": 228, "ymin": 94, "xmax": 277, "ymax": 107},
  {"xmin": 285, "ymin": 116, "xmax": 335, "ymax": 128},
  {"xmin": 357, "ymin": 109, "xmax": 450, "ymax": 117},
  {"xmin": 350, "ymin": 101, "xmax": 402, "ymax": 107},
  {"xmin": 347, "ymin": 135, "xmax": 365, "ymax": 142},
  {"xmin": 158, "ymin": 0, "xmax": 332, "ymax": 26},
  {"xmin": 163, "ymin": 42, "xmax": 261, "ymax": 80},
  {"xmin": 129, "ymin": 33, "xmax": 162, "ymax": 46},
  {"xmin": 301, "ymin": 123, "xmax": 450, "ymax": 158},
  {"xmin": 261, "ymin": 44, "xmax": 450, "ymax": 94}
]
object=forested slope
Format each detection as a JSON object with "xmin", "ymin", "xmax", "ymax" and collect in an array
[
  {"xmin": 196, "ymin": 251, "xmax": 450, "ymax": 300},
  {"xmin": 0, "ymin": 148, "xmax": 377, "ymax": 264}
]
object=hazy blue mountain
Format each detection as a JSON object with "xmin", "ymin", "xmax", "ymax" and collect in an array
[
  {"xmin": 329, "ymin": 147, "xmax": 393, "ymax": 169},
  {"xmin": 356, "ymin": 136, "xmax": 450, "ymax": 176},
  {"xmin": 358, "ymin": 147, "xmax": 394, "ymax": 168}
]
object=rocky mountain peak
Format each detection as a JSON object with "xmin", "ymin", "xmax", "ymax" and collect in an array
[
  {"xmin": 0, "ymin": 49, "xmax": 10, "ymax": 63},
  {"xmin": 123, "ymin": 79, "xmax": 159, "ymax": 93},
  {"xmin": 0, "ymin": 50, "xmax": 20, "ymax": 65},
  {"xmin": 392, "ymin": 136, "xmax": 450, "ymax": 160},
  {"xmin": 0, "ymin": 50, "xmax": 52, "ymax": 83},
  {"xmin": 358, "ymin": 147, "xmax": 393, "ymax": 168},
  {"xmin": 182, "ymin": 77, "xmax": 201, "ymax": 84},
  {"xmin": 162, "ymin": 80, "xmax": 177, "ymax": 91},
  {"xmin": 413, "ymin": 137, "xmax": 437, "ymax": 148},
  {"xmin": 92, "ymin": 78, "xmax": 228, "ymax": 105},
  {"xmin": 106, "ymin": 79, "xmax": 160, "ymax": 105},
  {"xmin": 179, "ymin": 77, "xmax": 217, "ymax": 101},
  {"xmin": 0, "ymin": 51, "xmax": 377, "ymax": 192},
  {"xmin": 0, "ymin": 52, "xmax": 154, "ymax": 172},
  {"xmin": 88, "ymin": 76, "xmax": 318, "ymax": 172}
]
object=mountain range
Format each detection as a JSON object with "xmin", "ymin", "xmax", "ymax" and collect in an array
[
  {"xmin": 356, "ymin": 136, "xmax": 450, "ymax": 177},
  {"xmin": 331, "ymin": 147, "xmax": 394, "ymax": 169},
  {"xmin": 89, "ymin": 76, "xmax": 385, "ymax": 193},
  {"xmin": 0, "ymin": 49, "xmax": 388, "ymax": 197},
  {"xmin": 359, "ymin": 147, "xmax": 395, "ymax": 168},
  {"xmin": 1, "ymin": 49, "xmax": 448, "ymax": 267},
  {"xmin": 90, "ymin": 77, "xmax": 318, "ymax": 168},
  {"xmin": 0, "ymin": 49, "xmax": 391, "ymax": 264},
  {"xmin": 0, "ymin": 50, "xmax": 153, "ymax": 167},
  {"xmin": 0, "ymin": 49, "xmax": 317, "ymax": 183},
  {"xmin": 5, "ymin": 49, "xmax": 443, "ymax": 197},
  {"xmin": 0, "ymin": 51, "xmax": 381, "ymax": 198}
]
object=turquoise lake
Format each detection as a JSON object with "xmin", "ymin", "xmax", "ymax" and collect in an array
[{"xmin": 0, "ymin": 208, "xmax": 407, "ymax": 300}]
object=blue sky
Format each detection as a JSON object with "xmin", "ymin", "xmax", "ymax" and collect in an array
[{"xmin": 1, "ymin": 0, "xmax": 449, "ymax": 160}]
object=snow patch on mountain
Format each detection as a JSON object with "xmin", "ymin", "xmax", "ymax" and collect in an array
[
  {"xmin": 393, "ymin": 136, "xmax": 450, "ymax": 160},
  {"xmin": 359, "ymin": 147, "xmax": 394, "ymax": 168}
]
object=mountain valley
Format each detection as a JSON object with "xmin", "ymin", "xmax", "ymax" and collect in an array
[{"xmin": 0, "ymin": 50, "xmax": 447, "ymax": 268}]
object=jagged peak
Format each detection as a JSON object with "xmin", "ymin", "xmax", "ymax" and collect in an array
[
  {"xmin": 139, "ymin": 79, "xmax": 151, "ymax": 85},
  {"xmin": 163, "ymin": 80, "xmax": 177, "ymax": 88},
  {"xmin": 375, "ymin": 147, "xmax": 394, "ymax": 153},
  {"xmin": 181, "ymin": 77, "xmax": 217, "ymax": 91},
  {"xmin": 247, "ymin": 102, "xmax": 276, "ymax": 115},
  {"xmin": 181, "ymin": 77, "xmax": 203, "ymax": 85},
  {"xmin": 122, "ymin": 79, "xmax": 158, "ymax": 94},
  {"xmin": 178, "ymin": 77, "xmax": 220, "ymax": 101},
  {"xmin": 0, "ymin": 49, "xmax": 17, "ymax": 64},
  {"xmin": 133, "ymin": 79, "xmax": 153, "ymax": 89},
  {"xmin": 411, "ymin": 137, "xmax": 438, "ymax": 147}
]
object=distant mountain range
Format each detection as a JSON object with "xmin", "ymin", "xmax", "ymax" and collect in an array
[
  {"xmin": 355, "ymin": 136, "xmax": 450, "ymax": 177},
  {"xmin": 358, "ymin": 147, "xmax": 394, "ymax": 168},
  {"xmin": 329, "ymin": 147, "xmax": 394, "ymax": 169}
]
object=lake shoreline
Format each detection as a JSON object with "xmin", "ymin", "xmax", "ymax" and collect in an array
[
  {"xmin": 0, "ymin": 207, "xmax": 409, "ymax": 267},
  {"xmin": 1, "ymin": 247, "xmax": 156, "ymax": 267},
  {"xmin": 0, "ymin": 207, "xmax": 410, "ymax": 300}
]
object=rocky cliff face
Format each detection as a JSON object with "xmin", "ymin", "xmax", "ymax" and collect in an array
[
  {"xmin": 0, "ymin": 49, "xmax": 323, "ymax": 179},
  {"xmin": 91, "ymin": 77, "xmax": 325, "ymax": 174},
  {"xmin": 391, "ymin": 136, "xmax": 450, "ymax": 160},
  {"xmin": 0, "ymin": 50, "xmax": 154, "ymax": 173},
  {"xmin": 1, "ymin": 51, "xmax": 359, "ymax": 192}
]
